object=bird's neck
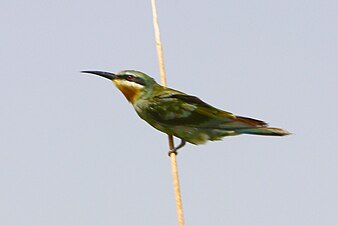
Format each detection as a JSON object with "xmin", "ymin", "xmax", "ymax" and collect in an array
[{"xmin": 114, "ymin": 81, "xmax": 158, "ymax": 104}]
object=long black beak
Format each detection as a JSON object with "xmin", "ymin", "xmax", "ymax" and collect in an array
[{"xmin": 81, "ymin": 70, "xmax": 117, "ymax": 80}]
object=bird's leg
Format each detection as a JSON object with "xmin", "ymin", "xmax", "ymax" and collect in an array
[{"xmin": 168, "ymin": 139, "xmax": 186, "ymax": 156}]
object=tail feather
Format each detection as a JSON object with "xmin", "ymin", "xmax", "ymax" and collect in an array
[
  {"xmin": 221, "ymin": 115, "xmax": 290, "ymax": 136},
  {"xmin": 237, "ymin": 127, "xmax": 290, "ymax": 136},
  {"xmin": 235, "ymin": 116, "xmax": 267, "ymax": 127}
]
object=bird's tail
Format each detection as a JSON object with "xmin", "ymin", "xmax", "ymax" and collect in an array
[
  {"xmin": 237, "ymin": 127, "xmax": 290, "ymax": 136},
  {"xmin": 226, "ymin": 116, "xmax": 290, "ymax": 136}
]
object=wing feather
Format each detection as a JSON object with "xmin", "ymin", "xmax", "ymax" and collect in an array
[{"xmin": 145, "ymin": 91, "xmax": 235, "ymax": 126}]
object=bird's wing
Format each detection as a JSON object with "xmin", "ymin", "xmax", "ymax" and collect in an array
[
  {"xmin": 143, "ymin": 88, "xmax": 267, "ymax": 129},
  {"xmin": 145, "ymin": 90, "xmax": 237, "ymax": 127}
]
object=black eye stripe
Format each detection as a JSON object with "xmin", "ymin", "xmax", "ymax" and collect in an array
[
  {"xmin": 119, "ymin": 75, "xmax": 146, "ymax": 86},
  {"xmin": 133, "ymin": 77, "xmax": 146, "ymax": 86},
  {"xmin": 119, "ymin": 75, "xmax": 133, "ymax": 80},
  {"xmin": 126, "ymin": 75, "xmax": 133, "ymax": 81}
]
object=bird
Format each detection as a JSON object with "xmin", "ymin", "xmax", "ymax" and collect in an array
[{"xmin": 82, "ymin": 70, "xmax": 290, "ymax": 154}]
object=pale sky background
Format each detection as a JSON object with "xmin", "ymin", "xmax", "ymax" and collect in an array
[{"xmin": 1, "ymin": 1, "xmax": 337, "ymax": 225}]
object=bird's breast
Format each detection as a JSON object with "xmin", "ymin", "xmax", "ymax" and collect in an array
[{"xmin": 113, "ymin": 80, "xmax": 143, "ymax": 103}]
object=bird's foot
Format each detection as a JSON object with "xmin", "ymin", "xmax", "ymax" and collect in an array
[
  {"xmin": 167, "ymin": 139, "xmax": 186, "ymax": 156},
  {"xmin": 168, "ymin": 149, "xmax": 178, "ymax": 156}
]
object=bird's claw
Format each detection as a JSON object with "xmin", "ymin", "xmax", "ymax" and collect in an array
[
  {"xmin": 168, "ymin": 149, "xmax": 178, "ymax": 156},
  {"xmin": 167, "ymin": 139, "xmax": 186, "ymax": 157}
]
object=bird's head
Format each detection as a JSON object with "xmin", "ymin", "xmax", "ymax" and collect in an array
[{"xmin": 82, "ymin": 70, "xmax": 157, "ymax": 103}]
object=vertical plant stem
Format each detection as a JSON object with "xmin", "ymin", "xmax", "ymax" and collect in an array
[{"xmin": 151, "ymin": 1, "xmax": 185, "ymax": 225}]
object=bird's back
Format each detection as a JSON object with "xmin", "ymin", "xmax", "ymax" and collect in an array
[{"xmin": 133, "ymin": 85, "xmax": 289, "ymax": 144}]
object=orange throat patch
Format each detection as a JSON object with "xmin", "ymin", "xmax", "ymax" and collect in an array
[{"xmin": 114, "ymin": 80, "xmax": 142, "ymax": 103}]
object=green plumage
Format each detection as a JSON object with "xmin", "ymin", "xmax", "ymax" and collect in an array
[
  {"xmin": 83, "ymin": 70, "xmax": 290, "ymax": 147},
  {"xmin": 133, "ymin": 81, "xmax": 289, "ymax": 144}
]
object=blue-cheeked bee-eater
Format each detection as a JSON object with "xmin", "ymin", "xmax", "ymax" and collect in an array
[{"xmin": 82, "ymin": 70, "xmax": 290, "ymax": 154}]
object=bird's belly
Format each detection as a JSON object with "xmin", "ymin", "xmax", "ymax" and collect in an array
[{"xmin": 149, "ymin": 122, "xmax": 237, "ymax": 145}]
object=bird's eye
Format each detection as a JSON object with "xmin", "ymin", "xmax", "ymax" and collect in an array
[{"xmin": 126, "ymin": 75, "xmax": 134, "ymax": 81}]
